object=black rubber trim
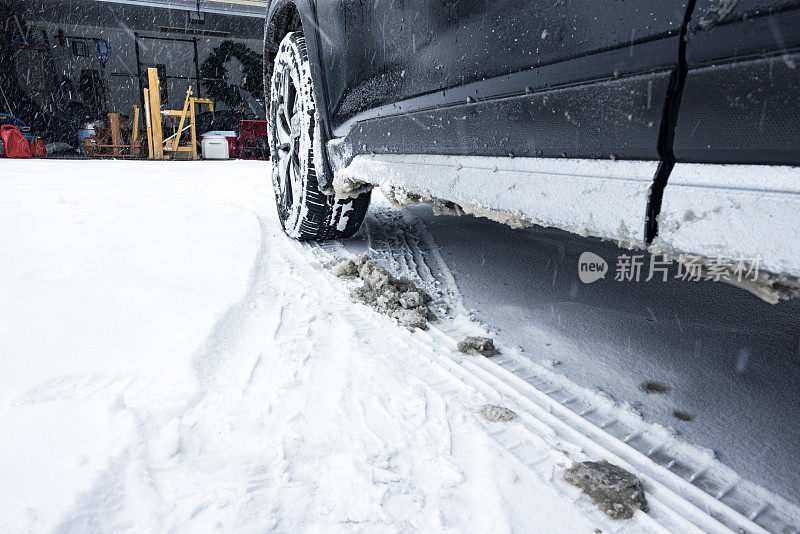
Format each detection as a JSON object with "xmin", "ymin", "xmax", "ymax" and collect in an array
[{"xmin": 645, "ymin": 0, "xmax": 698, "ymax": 244}]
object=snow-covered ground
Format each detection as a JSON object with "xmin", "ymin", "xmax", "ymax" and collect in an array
[
  {"xmin": 395, "ymin": 205, "xmax": 800, "ymax": 505},
  {"xmin": 1, "ymin": 160, "xmax": 798, "ymax": 533}
]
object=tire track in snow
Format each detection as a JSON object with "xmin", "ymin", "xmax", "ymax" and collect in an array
[
  {"xmin": 290, "ymin": 243, "xmax": 667, "ymax": 532},
  {"xmin": 318, "ymin": 206, "xmax": 800, "ymax": 534},
  {"xmin": 55, "ymin": 211, "xmax": 556, "ymax": 532},
  {"xmin": 191, "ymin": 215, "xmax": 277, "ymax": 390},
  {"xmin": 49, "ymin": 203, "xmax": 799, "ymax": 533}
]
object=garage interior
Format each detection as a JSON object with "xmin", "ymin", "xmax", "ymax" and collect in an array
[{"xmin": 0, "ymin": 0, "xmax": 269, "ymax": 159}]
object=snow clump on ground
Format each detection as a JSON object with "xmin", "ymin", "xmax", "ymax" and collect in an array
[
  {"xmin": 563, "ymin": 460, "xmax": 648, "ymax": 520},
  {"xmin": 457, "ymin": 336, "xmax": 500, "ymax": 357},
  {"xmin": 479, "ymin": 404, "xmax": 517, "ymax": 422},
  {"xmin": 333, "ymin": 255, "xmax": 433, "ymax": 330}
]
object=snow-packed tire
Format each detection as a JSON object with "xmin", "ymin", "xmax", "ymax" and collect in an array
[{"xmin": 268, "ymin": 31, "xmax": 371, "ymax": 240}]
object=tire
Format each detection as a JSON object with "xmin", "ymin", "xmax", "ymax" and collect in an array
[{"xmin": 268, "ymin": 31, "xmax": 371, "ymax": 240}]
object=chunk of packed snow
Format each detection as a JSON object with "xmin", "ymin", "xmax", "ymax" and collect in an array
[
  {"xmin": 564, "ymin": 460, "xmax": 648, "ymax": 520},
  {"xmin": 457, "ymin": 336, "xmax": 500, "ymax": 357},
  {"xmin": 332, "ymin": 258, "xmax": 359, "ymax": 278},
  {"xmin": 335, "ymin": 255, "xmax": 433, "ymax": 330},
  {"xmin": 479, "ymin": 404, "xmax": 517, "ymax": 423}
]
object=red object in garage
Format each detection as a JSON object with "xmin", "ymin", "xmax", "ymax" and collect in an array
[
  {"xmin": 238, "ymin": 120, "xmax": 270, "ymax": 160},
  {"xmin": 0, "ymin": 125, "xmax": 32, "ymax": 158},
  {"xmin": 226, "ymin": 135, "xmax": 237, "ymax": 159},
  {"xmin": 30, "ymin": 137, "xmax": 47, "ymax": 158}
]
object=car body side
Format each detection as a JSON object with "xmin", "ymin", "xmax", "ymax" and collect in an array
[{"xmin": 264, "ymin": 0, "xmax": 800, "ymax": 301}]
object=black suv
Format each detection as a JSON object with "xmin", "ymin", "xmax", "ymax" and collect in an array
[{"xmin": 263, "ymin": 1, "xmax": 800, "ymax": 300}]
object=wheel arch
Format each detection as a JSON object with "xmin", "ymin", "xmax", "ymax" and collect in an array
[{"xmin": 263, "ymin": 0, "xmax": 333, "ymax": 139}]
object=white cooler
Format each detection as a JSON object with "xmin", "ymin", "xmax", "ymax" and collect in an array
[{"xmin": 201, "ymin": 130, "xmax": 236, "ymax": 160}]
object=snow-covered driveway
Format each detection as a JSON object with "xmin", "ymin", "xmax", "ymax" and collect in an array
[
  {"xmin": 1, "ymin": 160, "xmax": 797, "ymax": 533},
  {"xmin": 0, "ymin": 161, "xmax": 620, "ymax": 533}
]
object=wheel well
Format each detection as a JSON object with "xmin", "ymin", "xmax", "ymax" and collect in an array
[{"xmin": 263, "ymin": 2, "xmax": 303, "ymax": 93}]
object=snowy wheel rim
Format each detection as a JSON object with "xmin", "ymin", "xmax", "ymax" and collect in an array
[
  {"xmin": 272, "ymin": 66, "xmax": 303, "ymax": 223},
  {"xmin": 271, "ymin": 65, "xmax": 303, "ymax": 226}
]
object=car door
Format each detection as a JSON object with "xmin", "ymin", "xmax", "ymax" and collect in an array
[
  {"xmin": 317, "ymin": 0, "xmax": 688, "ymax": 161},
  {"xmin": 673, "ymin": 0, "xmax": 800, "ymax": 165}
]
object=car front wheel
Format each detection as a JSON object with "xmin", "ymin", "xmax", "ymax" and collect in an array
[{"xmin": 268, "ymin": 31, "xmax": 370, "ymax": 240}]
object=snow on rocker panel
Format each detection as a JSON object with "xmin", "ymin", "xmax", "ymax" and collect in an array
[{"xmin": 653, "ymin": 163, "xmax": 800, "ymax": 303}]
